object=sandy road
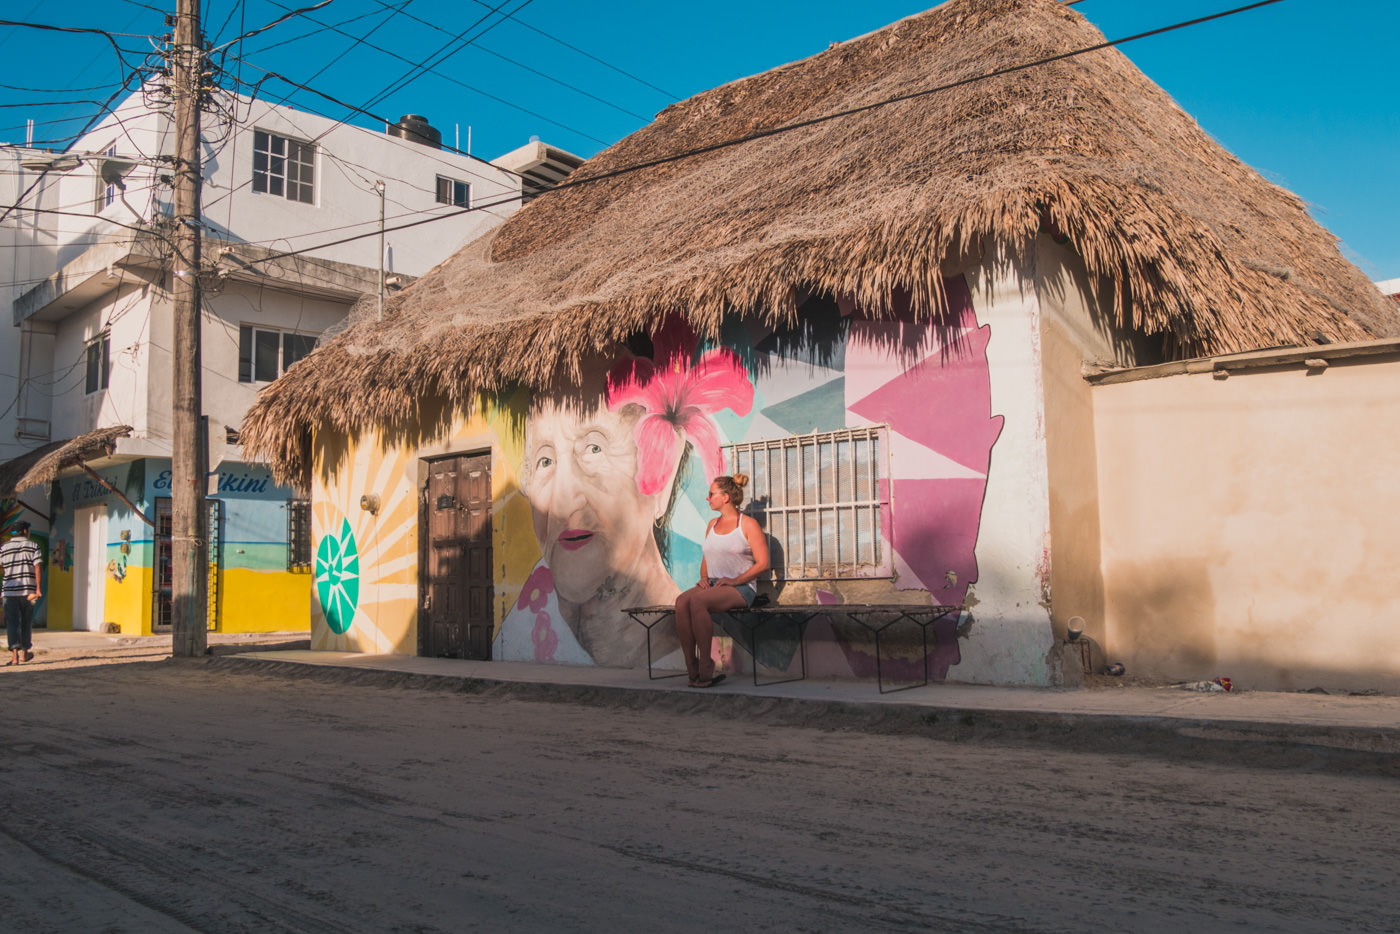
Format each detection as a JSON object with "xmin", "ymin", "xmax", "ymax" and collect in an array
[{"xmin": 0, "ymin": 658, "xmax": 1396, "ymax": 934}]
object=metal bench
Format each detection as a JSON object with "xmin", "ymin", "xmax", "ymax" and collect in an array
[
  {"xmin": 624, "ymin": 602, "xmax": 963, "ymax": 692},
  {"xmin": 623, "ymin": 604, "xmax": 816, "ymax": 686}
]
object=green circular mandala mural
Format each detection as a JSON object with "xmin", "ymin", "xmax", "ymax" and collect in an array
[{"xmin": 315, "ymin": 517, "xmax": 360, "ymax": 634}]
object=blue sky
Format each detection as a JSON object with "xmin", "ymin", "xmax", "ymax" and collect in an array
[{"xmin": 2, "ymin": 0, "xmax": 1397, "ymax": 279}]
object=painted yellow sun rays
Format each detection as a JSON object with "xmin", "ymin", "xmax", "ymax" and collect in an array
[
  {"xmin": 312, "ymin": 432, "xmax": 419, "ymax": 653},
  {"xmin": 308, "ymin": 390, "xmax": 539, "ymax": 654}
]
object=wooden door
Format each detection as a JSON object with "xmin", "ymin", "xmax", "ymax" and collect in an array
[{"xmin": 421, "ymin": 453, "xmax": 494, "ymax": 659}]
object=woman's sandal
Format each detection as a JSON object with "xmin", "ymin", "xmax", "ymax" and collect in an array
[{"xmin": 693, "ymin": 673, "xmax": 726, "ymax": 689}]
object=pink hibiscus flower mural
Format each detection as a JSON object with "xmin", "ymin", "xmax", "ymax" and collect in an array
[{"xmin": 607, "ymin": 348, "xmax": 754, "ymax": 495}]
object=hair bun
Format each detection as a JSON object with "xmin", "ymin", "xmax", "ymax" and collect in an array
[{"xmin": 732, "ymin": 472, "xmax": 749, "ymax": 488}]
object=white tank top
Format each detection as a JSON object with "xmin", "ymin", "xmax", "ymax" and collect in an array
[{"xmin": 703, "ymin": 520, "xmax": 754, "ymax": 581}]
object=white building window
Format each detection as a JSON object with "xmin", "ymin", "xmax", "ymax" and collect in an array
[
  {"xmin": 252, "ymin": 130, "xmax": 315, "ymax": 204},
  {"xmin": 85, "ymin": 332, "xmax": 110, "ymax": 395},
  {"xmin": 238, "ymin": 325, "xmax": 316, "ymax": 383},
  {"xmin": 435, "ymin": 176, "xmax": 470, "ymax": 207},
  {"xmin": 724, "ymin": 425, "xmax": 890, "ymax": 580}
]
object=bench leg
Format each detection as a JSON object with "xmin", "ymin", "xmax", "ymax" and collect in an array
[
  {"xmin": 626, "ymin": 611, "xmax": 686, "ymax": 681},
  {"xmin": 738, "ymin": 613, "xmax": 811, "ymax": 687}
]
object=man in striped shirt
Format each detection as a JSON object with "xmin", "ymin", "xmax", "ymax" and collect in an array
[{"xmin": 1, "ymin": 521, "xmax": 42, "ymax": 666}]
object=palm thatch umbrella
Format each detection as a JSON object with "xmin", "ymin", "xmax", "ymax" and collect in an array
[
  {"xmin": 242, "ymin": 0, "xmax": 1397, "ymax": 485},
  {"xmin": 0, "ymin": 426, "xmax": 147, "ymax": 525},
  {"xmin": 0, "ymin": 426, "xmax": 133, "ymax": 498}
]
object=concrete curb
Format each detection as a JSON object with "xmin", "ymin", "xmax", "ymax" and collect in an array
[{"xmin": 210, "ymin": 655, "xmax": 1400, "ymax": 778}]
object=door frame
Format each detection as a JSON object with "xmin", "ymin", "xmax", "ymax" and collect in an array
[
  {"xmin": 151, "ymin": 497, "xmax": 221, "ymax": 633},
  {"xmin": 417, "ymin": 449, "xmax": 494, "ymax": 659},
  {"xmin": 73, "ymin": 504, "xmax": 108, "ymax": 632}
]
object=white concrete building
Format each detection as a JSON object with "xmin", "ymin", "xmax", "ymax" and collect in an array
[
  {"xmin": 1, "ymin": 88, "xmax": 578, "ymax": 635},
  {"xmin": 0, "ymin": 147, "xmax": 61, "ymax": 465},
  {"xmin": 5, "ymin": 88, "xmax": 541, "ymax": 460}
]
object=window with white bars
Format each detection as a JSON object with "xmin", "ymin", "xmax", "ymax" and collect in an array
[
  {"xmin": 287, "ymin": 499, "xmax": 311, "ymax": 572},
  {"xmin": 723, "ymin": 425, "xmax": 890, "ymax": 580}
]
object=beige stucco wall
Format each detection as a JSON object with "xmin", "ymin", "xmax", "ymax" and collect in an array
[
  {"xmin": 1034, "ymin": 238, "xmax": 1115, "ymax": 650},
  {"xmin": 1033, "ymin": 235, "xmax": 1164, "ymax": 666},
  {"xmin": 1094, "ymin": 350, "xmax": 1400, "ymax": 692}
]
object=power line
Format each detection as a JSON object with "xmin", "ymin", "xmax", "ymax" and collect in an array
[
  {"xmin": 209, "ymin": 191, "xmax": 509, "ymax": 250},
  {"xmin": 219, "ymin": 63, "xmax": 535, "ymax": 176},
  {"xmin": 116, "ymin": 0, "xmax": 169, "ymax": 13},
  {"xmin": 6, "ymin": 0, "xmax": 1289, "ymax": 288},
  {"xmin": 238, "ymin": 1, "xmax": 389, "ymax": 54},
  {"xmin": 359, "ymin": 0, "xmax": 532, "ymax": 118},
  {"xmin": 212, "ymin": 0, "xmax": 336, "ymax": 50},
  {"xmin": 250, "ymin": 187, "xmax": 524, "ymax": 265},
  {"xmin": 454, "ymin": 0, "xmax": 678, "ymax": 101},
  {"xmin": 228, "ymin": 0, "xmax": 520, "ymax": 150},
  {"xmin": 0, "ymin": 72, "xmax": 147, "ymax": 223},
  {"xmin": 220, "ymin": 3, "xmax": 611, "ymax": 146},
  {"xmin": 197, "ymin": 86, "xmax": 531, "ymax": 225},
  {"xmin": 207, "ymin": 0, "xmax": 245, "ymax": 47},
  {"xmin": 277, "ymin": 0, "xmax": 414, "ymax": 96},
  {"xmin": 353, "ymin": 0, "xmax": 653, "ymax": 121},
  {"xmin": 0, "ymin": 80, "xmax": 127, "ymax": 95},
  {"xmin": 555, "ymin": 0, "xmax": 1292, "ymax": 192},
  {"xmin": 232, "ymin": 0, "xmax": 1286, "ymax": 271},
  {"xmin": 0, "ymin": 18, "xmax": 154, "ymax": 40},
  {"xmin": 0, "ymin": 99, "xmax": 118, "ymax": 111}
]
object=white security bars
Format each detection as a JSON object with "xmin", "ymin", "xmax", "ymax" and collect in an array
[{"xmin": 724, "ymin": 425, "xmax": 890, "ymax": 580}]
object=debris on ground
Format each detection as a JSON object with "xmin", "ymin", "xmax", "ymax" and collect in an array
[{"xmin": 1175, "ymin": 677, "xmax": 1234, "ymax": 693}]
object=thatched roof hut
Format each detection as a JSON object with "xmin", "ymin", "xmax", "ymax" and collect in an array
[
  {"xmin": 242, "ymin": 0, "xmax": 1397, "ymax": 483},
  {"xmin": 0, "ymin": 426, "xmax": 133, "ymax": 499}
]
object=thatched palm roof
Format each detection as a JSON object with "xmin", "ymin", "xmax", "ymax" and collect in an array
[
  {"xmin": 242, "ymin": 0, "xmax": 1397, "ymax": 483},
  {"xmin": 0, "ymin": 426, "xmax": 133, "ymax": 498}
]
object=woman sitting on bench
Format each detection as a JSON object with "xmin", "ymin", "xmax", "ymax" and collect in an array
[{"xmin": 674, "ymin": 473, "xmax": 770, "ymax": 688}]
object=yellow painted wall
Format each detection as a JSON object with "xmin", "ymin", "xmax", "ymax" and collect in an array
[
  {"xmin": 108, "ymin": 563, "xmax": 152, "ymax": 635},
  {"xmin": 54, "ymin": 557, "xmax": 309, "ymax": 636},
  {"xmin": 219, "ymin": 568, "xmax": 312, "ymax": 632}
]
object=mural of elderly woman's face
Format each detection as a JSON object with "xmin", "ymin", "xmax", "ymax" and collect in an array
[{"xmin": 521, "ymin": 400, "xmax": 673, "ymax": 604}]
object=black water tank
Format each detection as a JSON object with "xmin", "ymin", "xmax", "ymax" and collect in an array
[{"xmin": 388, "ymin": 114, "xmax": 442, "ymax": 149}]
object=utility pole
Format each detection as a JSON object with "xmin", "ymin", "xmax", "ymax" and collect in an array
[{"xmin": 170, "ymin": 0, "xmax": 207, "ymax": 657}]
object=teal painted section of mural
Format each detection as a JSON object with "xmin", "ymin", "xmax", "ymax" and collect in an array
[
  {"xmin": 213, "ymin": 543, "xmax": 293, "ymax": 571},
  {"xmin": 760, "ymin": 378, "xmax": 847, "ymax": 434},
  {"xmin": 316, "ymin": 517, "xmax": 359, "ymax": 635}
]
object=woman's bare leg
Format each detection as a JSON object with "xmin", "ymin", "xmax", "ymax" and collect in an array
[
  {"xmin": 674, "ymin": 588, "xmax": 702, "ymax": 682},
  {"xmin": 686, "ymin": 587, "xmax": 747, "ymax": 683}
]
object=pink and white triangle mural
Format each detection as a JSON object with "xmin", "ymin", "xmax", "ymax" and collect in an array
[{"xmin": 841, "ymin": 282, "xmax": 1004, "ymax": 678}]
